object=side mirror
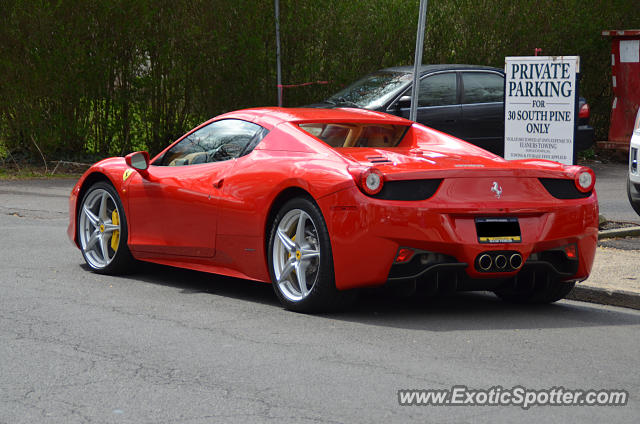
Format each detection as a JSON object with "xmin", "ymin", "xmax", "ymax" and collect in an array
[
  {"xmin": 125, "ymin": 151, "xmax": 150, "ymax": 171},
  {"xmin": 396, "ymin": 95, "xmax": 412, "ymax": 109}
]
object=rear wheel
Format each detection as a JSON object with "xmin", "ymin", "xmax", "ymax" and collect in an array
[
  {"xmin": 77, "ymin": 182, "xmax": 135, "ymax": 274},
  {"xmin": 268, "ymin": 197, "xmax": 353, "ymax": 312}
]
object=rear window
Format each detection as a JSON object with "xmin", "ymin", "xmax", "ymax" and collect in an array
[
  {"xmin": 299, "ymin": 123, "xmax": 408, "ymax": 148},
  {"xmin": 461, "ymin": 72, "xmax": 504, "ymax": 104}
]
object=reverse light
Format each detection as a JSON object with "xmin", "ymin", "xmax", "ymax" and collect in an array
[
  {"xmin": 574, "ymin": 167, "xmax": 595, "ymax": 193},
  {"xmin": 578, "ymin": 103, "xmax": 590, "ymax": 119},
  {"xmin": 395, "ymin": 248, "xmax": 415, "ymax": 263},
  {"xmin": 350, "ymin": 167, "xmax": 384, "ymax": 195}
]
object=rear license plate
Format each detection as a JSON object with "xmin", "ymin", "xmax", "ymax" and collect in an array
[{"xmin": 475, "ymin": 217, "xmax": 521, "ymax": 243}]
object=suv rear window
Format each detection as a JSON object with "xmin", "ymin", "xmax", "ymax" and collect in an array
[{"xmin": 299, "ymin": 123, "xmax": 408, "ymax": 148}]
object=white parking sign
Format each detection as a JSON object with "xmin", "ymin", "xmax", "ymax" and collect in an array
[{"xmin": 504, "ymin": 56, "xmax": 579, "ymax": 165}]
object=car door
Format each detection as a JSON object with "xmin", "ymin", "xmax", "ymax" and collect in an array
[
  {"xmin": 459, "ymin": 71, "xmax": 505, "ymax": 155},
  {"xmin": 393, "ymin": 71, "xmax": 462, "ymax": 137},
  {"xmin": 126, "ymin": 119, "xmax": 265, "ymax": 258}
]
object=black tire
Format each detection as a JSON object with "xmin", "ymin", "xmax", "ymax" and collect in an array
[
  {"xmin": 627, "ymin": 177, "xmax": 640, "ymax": 217},
  {"xmin": 267, "ymin": 197, "xmax": 354, "ymax": 312},
  {"xmin": 77, "ymin": 181, "xmax": 135, "ymax": 274},
  {"xmin": 494, "ymin": 278, "xmax": 575, "ymax": 304}
]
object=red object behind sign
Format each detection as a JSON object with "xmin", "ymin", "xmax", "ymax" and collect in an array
[{"xmin": 603, "ymin": 30, "xmax": 640, "ymax": 148}]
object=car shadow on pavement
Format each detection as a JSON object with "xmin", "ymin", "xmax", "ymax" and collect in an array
[
  {"xmin": 328, "ymin": 291, "xmax": 640, "ymax": 331},
  {"xmin": 92, "ymin": 262, "xmax": 640, "ymax": 332},
  {"xmin": 80, "ymin": 261, "xmax": 280, "ymax": 307}
]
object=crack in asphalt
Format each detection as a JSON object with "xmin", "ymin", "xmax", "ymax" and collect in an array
[{"xmin": 0, "ymin": 205, "xmax": 67, "ymax": 220}]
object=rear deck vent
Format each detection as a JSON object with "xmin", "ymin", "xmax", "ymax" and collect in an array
[{"xmin": 366, "ymin": 156, "xmax": 392, "ymax": 163}]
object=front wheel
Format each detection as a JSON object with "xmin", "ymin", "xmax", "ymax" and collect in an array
[
  {"xmin": 627, "ymin": 177, "xmax": 640, "ymax": 217},
  {"xmin": 77, "ymin": 182, "xmax": 135, "ymax": 274},
  {"xmin": 268, "ymin": 197, "xmax": 353, "ymax": 312}
]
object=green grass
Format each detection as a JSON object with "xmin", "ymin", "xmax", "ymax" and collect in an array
[{"xmin": 0, "ymin": 165, "xmax": 82, "ymax": 180}]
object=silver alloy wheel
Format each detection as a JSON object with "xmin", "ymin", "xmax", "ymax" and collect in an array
[
  {"xmin": 272, "ymin": 208, "xmax": 321, "ymax": 302},
  {"xmin": 79, "ymin": 188, "xmax": 121, "ymax": 269}
]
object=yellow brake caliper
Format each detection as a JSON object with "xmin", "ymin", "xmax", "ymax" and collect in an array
[{"xmin": 111, "ymin": 210, "xmax": 120, "ymax": 251}]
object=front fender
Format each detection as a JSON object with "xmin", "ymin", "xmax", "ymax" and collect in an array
[{"xmin": 67, "ymin": 158, "xmax": 134, "ymax": 247}]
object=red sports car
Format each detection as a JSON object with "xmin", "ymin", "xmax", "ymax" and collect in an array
[{"xmin": 68, "ymin": 107, "xmax": 598, "ymax": 312}]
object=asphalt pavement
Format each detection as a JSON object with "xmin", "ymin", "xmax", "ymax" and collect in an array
[
  {"xmin": 589, "ymin": 161, "xmax": 640, "ymax": 225},
  {"xmin": 0, "ymin": 170, "xmax": 639, "ymax": 423}
]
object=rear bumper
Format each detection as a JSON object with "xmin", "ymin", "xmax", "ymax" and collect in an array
[
  {"xmin": 318, "ymin": 185, "xmax": 598, "ymax": 291},
  {"xmin": 385, "ymin": 249, "xmax": 583, "ymax": 294},
  {"xmin": 575, "ymin": 124, "xmax": 595, "ymax": 152}
]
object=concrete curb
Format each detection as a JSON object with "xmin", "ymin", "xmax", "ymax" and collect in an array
[
  {"xmin": 568, "ymin": 285, "xmax": 640, "ymax": 310},
  {"xmin": 598, "ymin": 226, "xmax": 640, "ymax": 240}
]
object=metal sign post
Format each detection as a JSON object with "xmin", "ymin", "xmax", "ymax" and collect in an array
[
  {"xmin": 275, "ymin": 0, "xmax": 282, "ymax": 107},
  {"xmin": 410, "ymin": 0, "xmax": 428, "ymax": 122}
]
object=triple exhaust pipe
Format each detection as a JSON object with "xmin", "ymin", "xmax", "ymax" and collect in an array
[{"xmin": 477, "ymin": 251, "xmax": 523, "ymax": 272}]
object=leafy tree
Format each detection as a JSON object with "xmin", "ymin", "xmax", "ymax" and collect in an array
[{"xmin": 0, "ymin": 0, "xmax": 637, "ymax": 161}]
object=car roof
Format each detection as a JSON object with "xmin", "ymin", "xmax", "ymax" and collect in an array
[
  {"xmin": 381, "ymin": 64, "xmax": 504, "ymax": 75},
  {"xmin": 217, "ymin": 107, "xmax": 412, "ymax": 130}
]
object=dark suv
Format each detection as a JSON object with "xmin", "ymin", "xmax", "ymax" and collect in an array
[{"xmin": 311, "ymin": 64, "xmax": 594, "ymax": 157}]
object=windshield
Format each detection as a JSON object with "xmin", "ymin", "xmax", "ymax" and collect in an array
[{"xmin": 326, "ymin": 71, "xmax": 412, "ymax": 109}]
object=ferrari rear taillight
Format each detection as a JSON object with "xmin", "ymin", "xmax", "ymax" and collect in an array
[
  {"xmin": 578, "ymin": 103, "xmax": 590, "ymax": 119},
  {"xmin": 349, "ymin": 166, "xmax": 384, "ymax": 196},
  {"xmin": 394, "ymin": 248, "xmax": 414, "ymax": 263},
  {"xmin": 563, "ymin": 243, "xmax": 578, "ymax": 259},
  {"xmin": 574, "ymin": 167, "xmax": 595, "ymax": 193}
]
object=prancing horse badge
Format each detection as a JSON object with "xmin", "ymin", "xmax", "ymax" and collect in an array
[{"xmin": 491, "ymin": 181, "xmax": 502, "ymax": 199}]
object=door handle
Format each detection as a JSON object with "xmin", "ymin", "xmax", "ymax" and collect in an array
[{"xmin": 212, "ymin": 178, "xmax": 224, "ymax": 189}]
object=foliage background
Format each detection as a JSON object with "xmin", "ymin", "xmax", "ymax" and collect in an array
[{"xmin": 0, "ymin": 0, "xmax": 638, "ymax": 161}]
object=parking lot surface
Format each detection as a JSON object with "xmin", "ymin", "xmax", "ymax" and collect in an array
[{"xmin": 0, "ymin": 178, "xmax": 638, "ymax": 423}]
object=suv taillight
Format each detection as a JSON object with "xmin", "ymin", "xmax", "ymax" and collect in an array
[{"xmin": 579, "ymin": 103, "xmax": 590, "ymax": 119}]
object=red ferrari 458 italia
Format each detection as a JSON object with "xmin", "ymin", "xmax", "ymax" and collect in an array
[{"xmin": 68, "ymin": 107, "xmax": 598, "ymax": 312}]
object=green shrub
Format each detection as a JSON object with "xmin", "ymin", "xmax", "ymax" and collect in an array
[{"xmin": 0, "ymin": 0, "xmax": 637, "ymax": 160}]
